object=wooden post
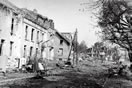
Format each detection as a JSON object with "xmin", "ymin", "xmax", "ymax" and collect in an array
[
  {"xmin": 92, "ymin": 46, "xmax": 93, "ymax": 58},
  {"xmin": 73, "ymin": 48, "xmax": 75, "ymax": 66},
  {"xmin": 75, "ymin": 29, "xmax": 78, "ymax": 66},
  {"xmin": 67, "ymin": 31, "xmax": 77, "ymax": 66}
]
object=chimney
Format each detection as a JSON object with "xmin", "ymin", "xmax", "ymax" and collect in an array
[
  {"xmin": 33, "ymin": 9, "xmax": 37, "ymax": 13},
  {"xmin": 49, "ymin": 19, "xmax": 54, "ymax": 29}
]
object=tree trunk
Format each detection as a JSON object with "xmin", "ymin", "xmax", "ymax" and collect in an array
[
  {"xmin": 128, "ymin": 51, "xmax": 132, "ymax": 72},
  {"xmin": 128, "ymin": 51, "xmax": 132, "ymax": 62}
]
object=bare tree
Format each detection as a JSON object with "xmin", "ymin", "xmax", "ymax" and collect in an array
[
  {"xmin": 78, "ymin": 40, "xmax": 88, "ymax": 53},
  {"xmin": 92, "ymin": 0, "xmax": 132, "ymax": 62}
]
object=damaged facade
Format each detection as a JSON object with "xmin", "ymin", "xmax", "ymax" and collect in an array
[
  {"xmin": 53, "ymin": 31, "xmax": 71, "ymax": 62},
  {"xmin": 0, "ymin": 0, "xmax": 72, "ymax": 70}
]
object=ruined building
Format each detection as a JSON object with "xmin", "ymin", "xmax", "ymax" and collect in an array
[{"xmin": 0, "ymin": 0, "xmax": 71, "ymax": 70}]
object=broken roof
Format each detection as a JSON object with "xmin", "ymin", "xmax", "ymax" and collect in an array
[
  {"xmin": 0, "ymin": 0, "xmax": 70, "ymax": 45},
  {"xmin": 0, "ymin": 0, "xmax": 21, "ymax": 13},
  {"xmin": 21, "ymin": 8, "xmax": 56, "ymax": 30},
  {"xmin": 54, "ymin": 29, "xmax": 70, "ymax": 45},
  {"xmin": 61, "ymin": 32, "xmax": 73, "ymax": 41},
  {"xmin": 21, "ymin": 8, "xmax": 51, "ymax": 29},
  {"xmin": 0, "ymin": 0, "xmax": 52, "ymax": 29}
]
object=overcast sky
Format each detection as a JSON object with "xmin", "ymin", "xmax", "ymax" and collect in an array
[{"xmin": 9, "ymin": 0, "xmax": 101, "ymax": 47}]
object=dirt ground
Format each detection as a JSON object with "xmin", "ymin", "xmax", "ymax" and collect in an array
[{"xmin": 1, "ymin": 60, "xmax": 132, "ymax": 88}]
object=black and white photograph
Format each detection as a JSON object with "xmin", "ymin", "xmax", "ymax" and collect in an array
[{"xmin": 0, "ymin": 0, "xmax": 132, "ymax": 88}]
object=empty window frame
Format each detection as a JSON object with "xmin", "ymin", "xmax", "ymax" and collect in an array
[
  {"xmin": 59, "ymin": 58, "xmax": 62, "ymax": 61},
  {"xmin": 11, "ymin": 18, "xmax": 14, "ymax": 35},
  {"xmin": 23, "ymin": 45, "xmax": 26, "ymax": 58},
  {"xmin": 37, "ymin": 31, "xmax": 39, "ymax": 43},
  {"xmin": 60, "ymin": 40, "xmax": 63, "ymax": 45},
  {"xmin": 36, "ymin": 48, "xmax": 38, "ymax": 54},
  {"xmin": 25, "ymin": 25, "xmax": 28, "ymax": 40},
  {"xmin": 29, "ymin": 46, "xmax": 33, "ymax": 57},
  {"xmin": 58, "ymin": 48, "xmax": 63, "ymax": 56},
  {"xmin": 42, "ymin": 33, "xmax": 44, "ymax": 41},
  {"xmin": 10, "ymin": 41, "xmax": 14, "ymax": 56},
  {"xmin": 0, "ymin": 39, "xmax": 5, "ymax": 56},
  {"xmin": 31, "ymin": 28, "xmax": 35, "ymax": 41}
]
